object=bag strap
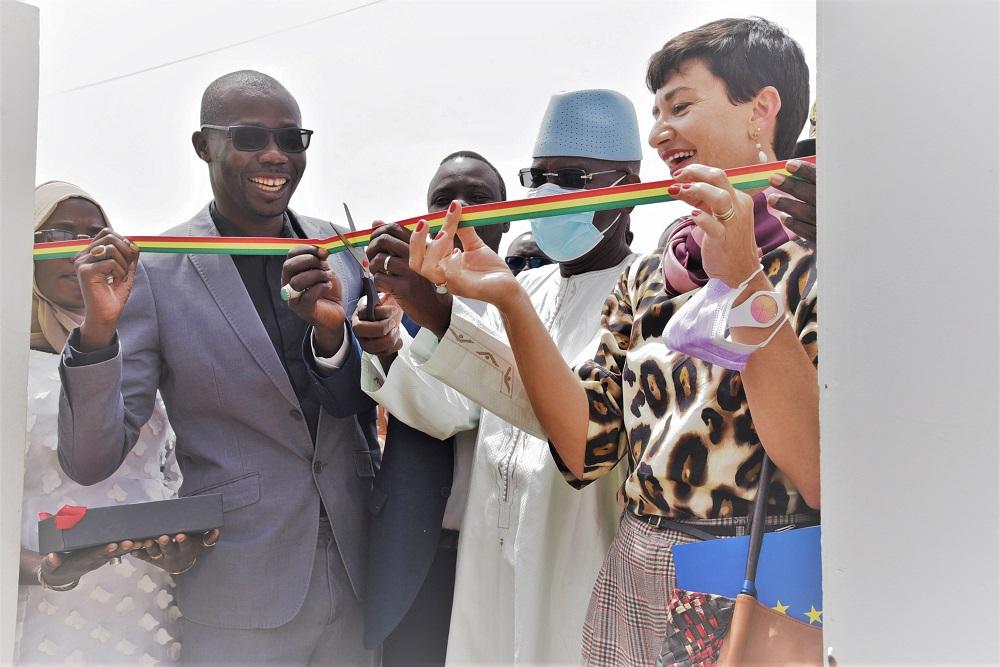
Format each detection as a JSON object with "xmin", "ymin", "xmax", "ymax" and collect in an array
[{"xmin": 740, "ymin": 454, "xmax": 776, "ymax": 598}]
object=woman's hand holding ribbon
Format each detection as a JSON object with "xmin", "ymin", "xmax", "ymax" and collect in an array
[
  {"xmin": 408, "ymin": 201, "xmax": 520, "ymax": 310},
  {"xmin": 668, "ymin": 164, "xmax": 761, "ymax": 288},
  {"xmin": 76, "ymin": 229, "xmax": 139, "ymax": 352}
]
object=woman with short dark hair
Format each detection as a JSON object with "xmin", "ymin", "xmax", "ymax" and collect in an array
[{"xmin": 410, "ymin": 17, "xmax": 819, "ymax": 665}]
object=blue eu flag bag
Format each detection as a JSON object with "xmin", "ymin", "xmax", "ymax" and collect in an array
[
  {"xmin": 673, "ymin": 525, "xmax": 823, "ymax": 625},
  {"xmin": 656, "ymin": 456, "xmax": 823, "ymax": 667}
]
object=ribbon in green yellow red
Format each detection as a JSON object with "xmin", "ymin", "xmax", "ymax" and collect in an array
[{"xmin": 33, "ymin": 157, "xmax": 814, "ymax": 261}]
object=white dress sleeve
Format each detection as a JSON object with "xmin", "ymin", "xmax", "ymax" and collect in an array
[
  {"xmin": 361, "ymin": 326, "xmax": 480, "ymax": 441},
  {"xmin": 408, "ymin": 298, "xmax": 547, "ymax": 440}
]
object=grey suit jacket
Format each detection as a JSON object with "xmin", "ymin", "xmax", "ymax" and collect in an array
[{"xmin": 57, "ymin": 205, "xmax": 376, "ymax": 629}]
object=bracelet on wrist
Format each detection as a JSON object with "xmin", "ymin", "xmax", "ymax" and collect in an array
[
  {"xmin": 36, "ymin": 564, "xmax": 79, "ymax": 592},
  {"xmin": 168, "ymin": 556, "xmax": 197, "ymax": 576}
]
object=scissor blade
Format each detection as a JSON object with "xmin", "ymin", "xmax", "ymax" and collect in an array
[
  {"xmin": 332, "ymin": 208, "xmax": 375, "ymax": 320},
  {"xmin": 340, "ymin": 202, "xmax": 372, "ymax": 277},
  {"xmin": 343, "ymin": 202, "xmax": 358, "ymax": 233},
  {"xmin": 330, "ymin": 222, "xmax": 371, "ymax": 279},
  {"xmin": 332, "ymin": 227, "xmax": 368, "ymax": 272}
]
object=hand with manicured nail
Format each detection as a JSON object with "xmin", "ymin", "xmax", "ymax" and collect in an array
[
  {"xmin": 408, "ymin": 201, "xmax": 518, "ymax": 309},
  {"xmin": 767, "ymin": 159, "xmax": 816, "ymax": 245},
  {"xmin": 280, "ymin": 246, "xmax": 347, "ymax": 356},
  {"xmin": 668, "ymin": 164, "xmax": 761, "ymax": 287}
]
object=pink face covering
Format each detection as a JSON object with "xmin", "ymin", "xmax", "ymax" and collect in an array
[{"xmin": 664, "ymin": 267, "xmax": 785, "ymax": 371}]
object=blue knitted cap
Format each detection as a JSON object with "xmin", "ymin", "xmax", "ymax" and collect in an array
[{"xmin": 532, "ymin": 89, "xmax": 643, "ymax": 161}]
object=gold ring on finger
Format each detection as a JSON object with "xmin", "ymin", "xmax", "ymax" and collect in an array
[
  {"xmin": 150, "ymin": 552, "xmax": 164, "ymax": 560},
  {"xmin": 713, "ymin": 206, "xmax": 737, "ymax": 223},
  {"xmin": 90, "ymin": 244, "xmax": 107, "ymax": 258}
]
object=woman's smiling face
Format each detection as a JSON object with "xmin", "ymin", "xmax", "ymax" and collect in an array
[{"xmin": 648, "ymin": 59, "xmax": 768, "ymax": 175}]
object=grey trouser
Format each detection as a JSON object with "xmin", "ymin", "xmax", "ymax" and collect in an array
[{"xmin": 181, "ymin": 518, "xmax": 374, "ymax": 666}]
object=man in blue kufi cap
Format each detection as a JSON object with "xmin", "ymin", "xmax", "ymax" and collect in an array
[{"xmin": 356, "ymin": 89, "xmax": 643, "ymax": 664}]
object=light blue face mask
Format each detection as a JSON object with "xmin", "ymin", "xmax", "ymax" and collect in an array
[{"xmin": 528, "ymin": 175, "xmax": 626, "ymax": 263}]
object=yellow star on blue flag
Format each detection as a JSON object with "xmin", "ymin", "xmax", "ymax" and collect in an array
[
  {"xmin": 672, "ymin": 525, "xmax": 823, "ymax": 625},
  {"xmin": 804, "ymin": 606, "xmax": 823, "ymax": 625}
]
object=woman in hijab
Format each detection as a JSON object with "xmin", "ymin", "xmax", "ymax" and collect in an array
[{"xmin": 17, "ymin": 181, "xmax": 182, "ymax": 664}]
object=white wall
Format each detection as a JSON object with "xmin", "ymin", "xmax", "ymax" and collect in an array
[
  {"xmin": 817, "ymin": 1, "xmax": 999, "ymax": 663},
  {"xmin": 12, "ymin": 1, "xmax": 1000, "ymax": 662},
  {"xmin": 0, "ymin": 2, "xmax": 40, "ymax": 662}
]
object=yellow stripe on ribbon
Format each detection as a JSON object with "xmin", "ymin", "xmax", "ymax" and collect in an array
[{"xmin": 34, "ymin": 158, "xmax": 812, "ymax": 260}]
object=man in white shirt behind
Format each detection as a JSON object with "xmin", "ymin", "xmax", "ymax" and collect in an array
[
  {"xmin": 351, "ymin": 151, "xmax": 509, "ymax": 665},
  {"xmin": 356, "ymin": 89, "xmax": 643, "ymax": 664}
]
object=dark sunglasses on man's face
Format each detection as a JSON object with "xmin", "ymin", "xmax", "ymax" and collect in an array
[
  {"xmin": 200, "ymin": 125, "xmax": 313, "ymax": 153},
  {"xmin": 518, "ymin": 167, "xmax": 628, "ymax": 190},
  {"xmin": 505, "ymin": 255, "xmax": 553, "ymax": 272}
]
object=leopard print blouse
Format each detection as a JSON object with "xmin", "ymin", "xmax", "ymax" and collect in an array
[{"xmin": 553, "ymin": 238, "xmax": 818, "ymax": 520}]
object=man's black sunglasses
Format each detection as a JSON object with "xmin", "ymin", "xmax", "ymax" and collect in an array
[
  {"xmin": 505, "ymin": 255, "xmax": 553, "ymax": 272},
  {"xmin": 201, "ymin": 125, "xmax": 313, "ymax": 153},
  {"xmin": 518, "ymin": 167, "xmax": 628, "ymax": 190}
]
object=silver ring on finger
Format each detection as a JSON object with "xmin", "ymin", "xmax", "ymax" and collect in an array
[
  {"xmin": 280, "ymin": 283, "xmax": 303, "ymax": 302},
  {"xmin": 106, "ymin": 275, "xmax": 114, "ymax": 285},
  {"xmin": 200, "ymin": 532, "xmax": 217, "ymax": 548},
  {"xmin": 110, "ymin": 556, "xmax": 122, "ymax": 566},
  {"xmin": 434, "ymin": 282, "xmax": 448, "ymax": 295},
  {"xmin": 713, "ymin": 206, "xmax": 737, "ymax": 223},
  {"xmin": 382, "ymin": 255, "xmax": 391, "ymax": 275}
]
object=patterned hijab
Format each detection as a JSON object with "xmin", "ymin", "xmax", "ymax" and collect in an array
[{"xmin": 31, "ymin": 181, "xmax": 110, "ymax": 353}]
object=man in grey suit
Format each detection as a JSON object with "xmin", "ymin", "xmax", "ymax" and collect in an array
[{"xmin": 57, "ymin": 70, "xmax": 378, "ymax": 664}]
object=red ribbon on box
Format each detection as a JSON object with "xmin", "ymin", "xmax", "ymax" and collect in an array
[{"xmin": 38, "ymin": 505, "xmax": 87, "ymax": 530}]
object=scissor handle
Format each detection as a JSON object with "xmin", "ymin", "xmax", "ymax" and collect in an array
[{"xmin": 361, "ymin": 276, "xmax": 377, "ymax": 321}]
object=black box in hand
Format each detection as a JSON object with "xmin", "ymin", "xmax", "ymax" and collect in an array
[{"xmin": 38, "ymin": 494, "xmax": 223, "ymax": 554}]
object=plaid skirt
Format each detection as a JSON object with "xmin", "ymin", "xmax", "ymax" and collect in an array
[{"xmin": 581, "ymin": 510, "xmax": 816, "ymax": 667}]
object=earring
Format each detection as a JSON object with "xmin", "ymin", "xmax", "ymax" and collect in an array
[{"xmin": 753, "ymin": 127, "xmax": 768, "ymax": 163}]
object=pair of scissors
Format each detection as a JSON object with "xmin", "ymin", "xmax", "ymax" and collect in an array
[{"xmin": 330, "ymin": 202, "xmax": 376, "ymax": 320}]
